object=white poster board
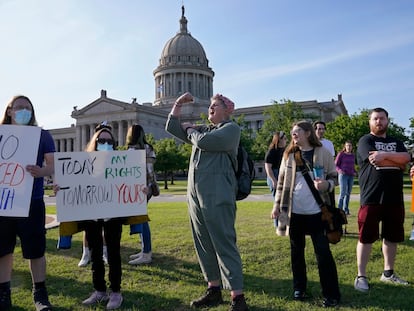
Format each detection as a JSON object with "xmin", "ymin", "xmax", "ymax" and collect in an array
[
  {"xmin": 0, "ymin": 125, "xmax": 40, "ymax": 217},
  {"xmin": 54, "ymin": 150, "xmax": 147, "ymax": 222}
]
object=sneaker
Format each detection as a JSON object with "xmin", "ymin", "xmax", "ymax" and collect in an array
[
  {"xmin": 190, "ymin": 288, "xmax": 223, "ymax": 308},
  {"xmin": 106, "ymin": 292, "xmax": 123, "ymax": 310},
  {"xmin": 293, "ymin": 290, "xmax": 307, "ymax": 301},
  {"xmin": 128, "ymin": 252, "xmax": 152, "ymax": 265},
  {"xmin": 78, "ymin": 251, "xmax": 90, "ymax": 267},
  {"xmin": 409, "ymin": 230, "xmax": 414, "ymax": 241},
  {"xmin": 354, "ymin": 276, "xmax": 369, "ymax": 292},
  {"xmin": 322, "ymin": 297, "xmax": 339, "ymax": 308},
  {"xmin": 82, "ymin": 291, "xmax": 109, "ymax": 306},
  {"xmin": 0, "ymin": 288, "xmax": 11, "ymax": 310},
  {"xmin": 380, "ymin": 273, "xmax": 409, "ymax": 285},
  {"xmin": 33, "ymin": 287, "xmax": 52, "ymax": 311},
  {"xmin": 229, "ymin": 294, "xmax": 248, "ymax": 311},
  {"xmin": 129, "ymin": 251, "xmax": 143, "ymax": 260}
]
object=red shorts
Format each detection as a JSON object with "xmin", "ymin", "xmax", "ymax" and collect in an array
[{"xmin": 357, "ymin": 203, "xmax": 405, "ymax": 243}]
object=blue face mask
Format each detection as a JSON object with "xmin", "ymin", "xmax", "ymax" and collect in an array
[
  {"xmin": 14, "ymin": 109, "xmax": 32, "ymax": 125},
  {"xmin": 97, "ymin": 142, "xmax": 113, "ymax": 151}
]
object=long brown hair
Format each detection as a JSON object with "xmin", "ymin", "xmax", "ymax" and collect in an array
[
  {"xmin": 1, "ymin": 95, "xmax": 37, "ymax": 125},
  {"xmin": 284, "ymin": 120, "xmax": 322, "ymax": 158},
  {"xmin": 126, "ymin": 124, "xmax": 152, "ymax": 150},
  {"xmin": 268, "ymin": 131, "xmax": 285, "ymax": 150}
]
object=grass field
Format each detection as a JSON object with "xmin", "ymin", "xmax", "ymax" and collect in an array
[{"xmin": 10, "ymin": 179, "xmax": 414, "ymax": 310}]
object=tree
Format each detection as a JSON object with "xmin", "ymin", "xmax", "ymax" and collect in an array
[
  {"xmin": 252, "ymin": 99, "xmax": 310, "ymax": 160},
  {"xmin": 327, "ymin": 109, "xmax": 409, "ymax": 154},
  {"xmin": 233, "ymin": 114, "xmax": 255, "ymax": 156},
  {"xmin": 153, "ymin": 138, "xmax": 186, "ymax": 189}
]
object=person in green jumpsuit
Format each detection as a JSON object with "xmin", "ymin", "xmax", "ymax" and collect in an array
[{"xmin": 166, "ymin": 92, "xmax": 248, "ymax": 311}]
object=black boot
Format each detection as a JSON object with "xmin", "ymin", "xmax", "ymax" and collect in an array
[{"xmin": 190, "ymin": 287, "xmax": 223, "ymax": 308}]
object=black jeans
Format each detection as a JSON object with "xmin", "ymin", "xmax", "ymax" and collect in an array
[
  {"xmin": 84, "ymin": 218, "xmax": 123, "ymax": 292},
  {"xmin": 289, "ymin": 213, "xmax": 340, "ymax": 300}
]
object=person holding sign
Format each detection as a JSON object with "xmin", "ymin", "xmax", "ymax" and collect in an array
[
  {"xmin": 78, "ymin": 123, "xmax": 124, "ymax": 310},
  {"xmin": 166, "ymin": 93, "xmax": 248, "ymax": 311},
  {"xmin": 0, "ymin": 95, "xmax": 55, "ymax": 311},
  {"xmin": 126, "ymin": 124, "xmax": 156, "ymax": 265}
]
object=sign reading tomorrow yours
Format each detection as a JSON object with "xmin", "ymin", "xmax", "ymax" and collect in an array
[{"xmin": 54, "ymin": 150, "xmax": 147, "ymax": 222}]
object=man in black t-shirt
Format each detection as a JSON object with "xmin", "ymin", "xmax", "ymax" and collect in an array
[{"xmin": 354, "ymin": 107, "xmax": 410, "ymax": 293}]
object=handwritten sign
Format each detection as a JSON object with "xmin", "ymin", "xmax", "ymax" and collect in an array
[
  {"xmin": 0, "ymin": 125, "xmax": 40, "ymax": 217},
  {"xmin": 54, "ymin": 150, "xmax": 147, "ymax": 222}
]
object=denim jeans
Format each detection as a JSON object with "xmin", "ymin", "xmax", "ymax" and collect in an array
[
  {"xmin": 338, "ymin": 174, "xmax": 354, "ymax": 214},
  {"xmin": 267, "ymin": 168, "xmax": 279, "ymax": 227}
]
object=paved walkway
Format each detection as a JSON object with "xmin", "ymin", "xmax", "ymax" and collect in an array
[{"xmin": 44, "ymin": 193, "xmax": 412, "ymax": 230}]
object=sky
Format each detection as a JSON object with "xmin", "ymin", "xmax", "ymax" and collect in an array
[{"xmin": 0, "ymin": 0, "xmax": 413, "ymax": 133}]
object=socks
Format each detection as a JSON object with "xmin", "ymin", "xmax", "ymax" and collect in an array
[
  {"xmin": 33, "ymin": 281, "xmax": 46, "ymax": 291},
  {"xmin": 383, "ymin": 270, "xmax": 394, "ymax": 278}
]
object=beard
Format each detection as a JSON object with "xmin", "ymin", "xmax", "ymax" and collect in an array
[{"xmin": 370, "ymin": 123, "xmax": 388, "ymax": 136}]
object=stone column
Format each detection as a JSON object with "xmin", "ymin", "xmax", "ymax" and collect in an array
[
  {"xmin": 75, "ymin": 125, "xmax": 81, "ymax": 151},
  {"xmin": 118, "ymin": 121, "xmax": 124, "ymax": 147},
  {"xmin": 81, "ymin": 125, "xmax": 87, "ymax": 151}
]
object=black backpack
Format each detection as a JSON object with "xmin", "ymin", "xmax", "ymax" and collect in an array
[{"xmin": 232, "ymin": 144, "xmax": 255, "ymax": 200}]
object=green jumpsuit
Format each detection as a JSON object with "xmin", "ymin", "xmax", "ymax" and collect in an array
[{"xmin": 166, "ymin": 114, "xmax": 244, "ymax": 290}]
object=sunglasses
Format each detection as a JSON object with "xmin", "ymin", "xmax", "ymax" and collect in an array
[{"xmin": 96, "ymin": 138, "xmax": 114, "ymax": 145}]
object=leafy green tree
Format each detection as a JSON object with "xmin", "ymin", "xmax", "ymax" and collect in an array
[
  {"xmin": 153, "ymin": 138, "xmax": 186, "ymax": 189},
  {"xmin": 327, "ymin": 109, "xmax": 409, "ymax": 154},
  {"xmin": 233, "ymin": 114, "xmax": 255, "ymax": 155},
  {"xmin": 252, "ymin": 99, "xmax": 309, "ymax": 159}
]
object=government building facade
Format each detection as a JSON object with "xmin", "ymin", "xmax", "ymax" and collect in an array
[{"xmin": 49, "ymin": 6, "xmax": 348, "ymax": 174}]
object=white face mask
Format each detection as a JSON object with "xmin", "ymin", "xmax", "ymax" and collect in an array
[
  {"xmin": 14, "ymin": 109, "xmax": 32, "ymax": 125},
  {"xmin": 97, "ymin": 142, "xmax": 113, "ymax": 151}
]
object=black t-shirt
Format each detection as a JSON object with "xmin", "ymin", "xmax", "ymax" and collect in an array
[
  {"xmin": 264, "ymin": 147, "xmax": 285, "ymax": 170},
  {"xmin": 357, "ymin": 133, "xmax": 407, "ymax": 205}
]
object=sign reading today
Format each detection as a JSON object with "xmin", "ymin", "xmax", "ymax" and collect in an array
[
  {"xmin": 54, "ymin": 150, "xmax": 147, "ymax": 222},
  {"xmin": 0, "ymin": 125, "xmax": 40, "ymax": 217}
]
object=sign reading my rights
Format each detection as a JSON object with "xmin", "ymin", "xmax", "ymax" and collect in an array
[{"xmin": 54, "ymin": 150, "xmax": 147, "ymax": 222}]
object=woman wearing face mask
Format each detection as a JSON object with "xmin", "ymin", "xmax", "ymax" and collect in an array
[
  {"xmin": 0, "ymin": 95, "xmax": 55, "ymax": 310},
  {"xmin": 80, "ymin": 123, "xmax": 124, "ymax": 310}
]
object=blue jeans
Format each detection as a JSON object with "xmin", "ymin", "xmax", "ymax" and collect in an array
[
  {"xmin": 267, "ymin": 169, "xmax": 279, "ymax": 227},
  {"xmin": 130, "ymin": 222, "xmax": 152, "ymax": 253},
  {"xmin": 337, "ymin": 174, "xmax": 354, "ymax": 214}
]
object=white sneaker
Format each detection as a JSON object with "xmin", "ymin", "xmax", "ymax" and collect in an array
[
  {"xmin": 82, "ymin": 290, "xmax": 108, "ymax": 305},
  {"xmin": 106, "ymin": 292, "xmax": 123, "ymax": 310},
  {"xmin": 354, "ymin": 276, "xmax": 369, "ymax": 292},
  {"xmin": 128, "ymin": 252, "xmax": 152, "ymax": 265},
  {"xmin": 409, "ymin": 230, "xmax": 414, "ymax": 241},
  {"xmin": 380, "ymin": 273, "xmax": 409, "ymax": 285},
  {"xmin": 129, "ymin": 251, "xmax": 143, "ymax": 260},
  {"xmin": 78, "ymin": 251, "xmax": 90, "ymax": 267}
]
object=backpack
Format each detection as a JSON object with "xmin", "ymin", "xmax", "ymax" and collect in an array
[{"xmin": 233, "ymin": 144, "xmax": 255, "ymax": 200}]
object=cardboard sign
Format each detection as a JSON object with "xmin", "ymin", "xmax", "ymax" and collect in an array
[
  {"xmin": 0, "ymin": 125, "xmax": 40, "ymax": 217},
  {"xmin": 54, "ymin": 150, "xmax": 147, "ymax": 222}
]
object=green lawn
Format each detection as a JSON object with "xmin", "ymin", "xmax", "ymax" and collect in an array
[{"xmin": 22, "ymin": 179, "xmax": 414, "ymax": 310}]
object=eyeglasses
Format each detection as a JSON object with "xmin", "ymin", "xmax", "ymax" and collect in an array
[{"xmin": 96, "ymin": 138, "xmax": 114, "ymax": 145}]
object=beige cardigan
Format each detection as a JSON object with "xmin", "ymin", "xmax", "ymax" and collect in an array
[{"xmin": 275, "ymin": 147, "xmax": 338, "ymax": 236}]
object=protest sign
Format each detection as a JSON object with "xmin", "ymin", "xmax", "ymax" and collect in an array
[
  {"xmin": 54, "ymin": 150, "xmax": 147, "ymax": 222},
  {"xmin": 0, "ymin": 125, "xmax": 40, "ymax": 217}
]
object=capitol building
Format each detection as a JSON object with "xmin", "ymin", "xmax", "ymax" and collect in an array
[{"xmin": 49, "ymin": 6, "xmax": 347, "ymax": 154}]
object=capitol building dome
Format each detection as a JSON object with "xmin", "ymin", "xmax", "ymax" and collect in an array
[{"xmin": 153, "ymin": 6, "xmax": 214, "ymax": 108}]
